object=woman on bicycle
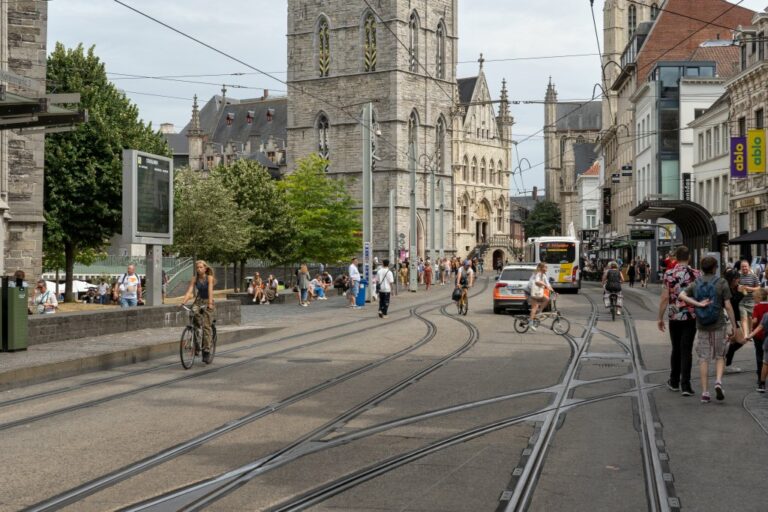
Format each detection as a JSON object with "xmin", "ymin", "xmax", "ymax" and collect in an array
[
  {"xmin": 602, "ymin": 261, "xmax": 624, "ymax": 315},
  {"xmin": 181, "ymin": 260, "xmax": 216, "ymax": 364},
  {"xmin": 528, "ymin": 262, "xmax": 554, "ymax": 331}
]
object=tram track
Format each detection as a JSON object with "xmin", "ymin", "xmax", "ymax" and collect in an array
[{"xmin": 23, "ymin": 281, "xmax": 489, "ymax": 512}]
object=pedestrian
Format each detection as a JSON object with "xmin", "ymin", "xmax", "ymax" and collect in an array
[
  {"xmin": 347, "ymin": 257, "xmax": 361, "ymax": 309},
  {"xmin": 749, "ymin": 287, "xmax": 768, "ymax": 392},
  {"xmin": 657, "ymin": 246, "xmax": 699, "ymax": 397},
  {"xmin": 638, "ymin": 259, "xmax": 648, "ymax": 288},
  {"xmin": 32, "ymin": 279, "xmax": 58, "ymax": 314},
  {"xmin": 478, "ymin": 257, "xmax": 485, "ymax": 275},
  {"xmin": 678, "ymin": 256, "xmax": 738, "ymax": 403},
  {"xmin": 180, "ymin": 260, "xmax": 216, "ymax": 364},
  {"xmin": 399, "ymin": 259, "xmax": 409, "ymax": 287},
  {"xmin": 424, "ymin": 261, "xmax": 433, "ymax": 291},
  {"xmin": 737, "ymin": 259, "xmax": 761, "ymax": 339},
  {"xmin": 375, "ymin": 259, "xmax": 395, "ymax": 318},
  {"xmin": 297, "ymin": 264, "xmax": 311, "ymax": 307},
  {"xmin": 113, "ymin": 264, "xmax": 142, "ymax": 308},
  {"xmin": 161, "ymin": 270, "xmax": 169, "ymax": 304},
  {"xmin": 97, "ymin": 278, "xmax": 109, "ymax": 305}
]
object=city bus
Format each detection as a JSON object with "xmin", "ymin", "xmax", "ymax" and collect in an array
[{"xmin": 525, "ymin": 236, "xmax": 581, "ymax": 292}]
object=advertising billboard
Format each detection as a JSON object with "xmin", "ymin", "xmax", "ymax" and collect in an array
[
  {"xmin": 731, "ymin": 137, "xmax": 747, "ymax": 179},
  {"xmin": 747, "ymin": 129, "xmax": 765, "ymax": 174},
  {"xmin": 122, "ymin": 149, "xmax": 173, "ymax": 245}
]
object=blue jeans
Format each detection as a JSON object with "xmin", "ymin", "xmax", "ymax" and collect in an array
[
  {"xmin": 300, "ymin": 288, "xmax": 308, "ymax": 302},
  {"xmin": 314, "ymin": 286, "xmax": 325, "ymax": 298},
  {"xmin": 120, "ymin": 297, "xmax": 138, "ymax": 308}
]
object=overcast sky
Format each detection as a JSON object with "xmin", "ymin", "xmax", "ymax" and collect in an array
[{"xmin": 48, "ymin": 0, "xmax": 766, "ymax": 195}]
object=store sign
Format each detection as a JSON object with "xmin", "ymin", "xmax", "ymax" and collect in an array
[
  {"xmin": 747, "ymin": 129, "xmax": 765, "ymax": 174},
  {"xmin": 630, "ymin": 229, "xmax": 655, "ymax": 241},
  {"xmin": 602, "ymin": 188, "xmax": 612, "ymax": 225},
  {"xmin": 621, "ymin": 164, "xmax": 633, "ymax": 177},
  {"xmin": 611, "ymin": 173, "xmax": 620, "ymax": 183},
  {"xmin": 731, "ymin": 137, "xmax": 747, "ymax": 179},
  {"xmin": 682, "ymin": 173, "xmax": 692, "ymax": 201},
  {"xmin": 581, "ymin": 229, "xmax": 599, "ymax": 244}
]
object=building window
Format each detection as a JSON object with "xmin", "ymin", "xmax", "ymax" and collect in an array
[
  {"xmin": 697, "ymin": 133, "xmax": 704, "ymax": 163},
  {"xmin": 436, "ymin": 21, "xmax": 446, "ymax": 79},
  {"xmin": 316, "ymin": 113, "xmax": 330, "ymax": 161},
  {"xmin": 740, "ymin": 212, "xmax": 749, "ymax": 235},
  {"xmin": 756, "ymin": 108, "xmax": 764, "ymax": 129},
  {"xmin": 651, "ymin": 3, "xmax": 659, "ymax": 20},
  {"xmin": 497, "ymin": 208, "xmax": 504, "ymax": 231},
  {"xmin": 489, "ymin": 160, "xmax": 495, "ymax": 186},
  {"xmin": 714, "ymin": 125, "xmax": 720, "ymax": 155},
  {"xmin": 461, "ymin": 201, "xmax": 468, "ymax": 231},
  {"xmin": 317, "ymin": 17, "xmax": 330, "ymax": 78},
  {"xmin": 498, "ymin": 160, "xmax": 503, "ymax": 185},
  {"xmin": 462, "ymin": 156, "xmax": 468, "ymax": 181},
  {"xmin": 480, "ymin": 158, "xmax": 486, "ymax": 183},
  {"xmin": 723, "ymin": 122, "xmax": 729, "ymax": 150},
  {"xmin": 758, "ymin": 210, "xmax": 766, "ymax": 230},
  {"xmin": 363, "ymin": 13, "xmax": 377, "ymax": 72},
  {"xmin": 706, "ymin": 130, "xmax": 712, "ymax": 160},
  {"xmin": 435, "ymin": 117, "xmax": 446, "ymax": 174},
  {"xmin": 586, "ymin": 209, "xmax": 597, "ymax": 229},
  {"xmin": 739, "ymin": 116, "xmax": 746, "ymax": 137},
  {"xmin": 628, "ymin": 5, "xmax": 637, "ymax": 38},
  {"xmin": 471, "ymin": 157, "xmax": 477, "ymax": 182},
  {"xmin": 408, "ymin": 11, "xmax": 419, "ymax": 72}
]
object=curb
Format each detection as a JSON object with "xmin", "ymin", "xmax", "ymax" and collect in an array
[{"xmin": 0, "ymin": 325, "xmax": 283, "ymax": 392}]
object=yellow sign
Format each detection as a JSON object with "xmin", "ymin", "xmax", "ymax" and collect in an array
[
  {"xmin": 747, "ymin": 129, "xmax": 766, "ymax": 174},
  {"xmin": 558, "ymin": 263, "xmax": 573, "ymax": 283}
]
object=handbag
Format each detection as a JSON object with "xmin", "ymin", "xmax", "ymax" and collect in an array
[
  {"xmin": 451, "ymin": 287, "xmax": 462, "ymax": 301},
  {"xmin": 530, "ymin": 274, "xmax": 545, "ymax": 299}
]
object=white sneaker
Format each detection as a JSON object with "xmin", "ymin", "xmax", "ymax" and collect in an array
[
  {"xmin": 530, "ymin": 324, "xmax": 537, "ymax": 332},
  {"xmin": 725, "ymin": 366, "xmax": 742, "ymax": 374}
]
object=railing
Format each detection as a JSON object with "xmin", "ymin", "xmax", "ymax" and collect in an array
[{"xmin": 488, "ymin": 235, "xmax": 514, "ymax": 248}]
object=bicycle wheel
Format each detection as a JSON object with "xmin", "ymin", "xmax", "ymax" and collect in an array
[
  {"xmin": 208, "ymin": 324, "xmax": 218, "ymax": 364},
  {"xmin": 552, "ymin": 316, "xmax": 571, "ymax": 335},
  {"xmin": 179, "ymin": 326, "xmax": 196, "ymax": 369},
  {"xmin": 514, "ymin": 317, "xmax": 530, "ymax": 333},
  {"xmin": 611, "ymin": 303, "xmax": 616, "ymax": 321}
]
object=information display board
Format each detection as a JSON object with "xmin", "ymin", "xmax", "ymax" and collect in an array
[{"xmin": 122, "ymin": 149, "xmax": 173, "ymax": 245}]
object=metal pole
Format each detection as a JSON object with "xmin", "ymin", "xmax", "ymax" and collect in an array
[
  {"xmin": 389, "ymin": 189, "xmax": 395, "ymax": 267},
  {"xmin": 409, "ymin": 143, "xmax": 418, "ymax": 292},
  {"xmin": 430, "ymin": 166, "xmax": 436, "ymax": 262},
  {"xmin": 362, "ymin": 103, "xmax": 373, "ymax": 301},
  {"xmin": 439, "ymin": 178, "xmax": 445, "ymax": 258}
]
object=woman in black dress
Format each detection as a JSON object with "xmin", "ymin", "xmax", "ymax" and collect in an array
[{"xmin": 627, "ymin": 260, "xmax": 636, "ymax": 288}]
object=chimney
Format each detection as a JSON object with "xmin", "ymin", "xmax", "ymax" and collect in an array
[
  {"xmin": 532, "ymin": 186, "xmax": 538, "ymax": 200},
  {"xmin": 263, "ymin": 89, "xmax": 269, "ymax": 99}
]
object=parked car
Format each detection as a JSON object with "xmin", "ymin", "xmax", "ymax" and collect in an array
[{"xmin": 493, "ymin": 263, "xmax": 536, "ymax": 314}]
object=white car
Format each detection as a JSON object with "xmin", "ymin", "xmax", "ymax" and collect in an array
[{"xmin": 493, "ymin": 264, "xmax": 536, "ymax": 314}]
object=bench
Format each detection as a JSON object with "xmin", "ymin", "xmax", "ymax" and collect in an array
[{"xmin": 226, "ymin": 292, "xmax": 286, "ymax": 305}]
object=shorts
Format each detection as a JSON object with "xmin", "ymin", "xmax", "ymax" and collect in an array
[
  {"xmin": 694, "ymin": 326, "xmax": 728, "ymax": 362},
  {"xmin": 739, "ymin": 303, "xmax": 754, "ymax": 321},
  {"xmin": 348, "ymin": 280, "xmax": 360, "ymax": 298}
]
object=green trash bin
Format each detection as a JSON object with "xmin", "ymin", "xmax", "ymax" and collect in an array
[{"xmin": 2, "ymin": 277, "xmax": 28, "ymax": 352}]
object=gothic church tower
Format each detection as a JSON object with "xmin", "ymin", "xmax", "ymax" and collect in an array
[{"xmin": 287, "ymin": 0, "xmax": 458, "ymax": 259}]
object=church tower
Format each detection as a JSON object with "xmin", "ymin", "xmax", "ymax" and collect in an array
[
  {"xmin": 186, "ymin": 95, "xmax": 205, "ymax": 171},
  {"xmin": 287, "ymin": 0, "xmax": 458, "ymax": 259},
  {"xmin": 543, "ymin": 78, "xmax": 558, "ymax": 202}
]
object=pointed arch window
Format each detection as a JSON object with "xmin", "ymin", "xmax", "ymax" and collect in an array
[
  {"xmin": 408, "ymin": 11, "xmax": 419, "ymax": 72},
  {"xmin": 363, "ymin": 13, "xmax": 377, "ymax": 72},
  {"xmin": 628, "ymin": 5, "xmax": 637, "ymax": 38},
  {"xmin": 462, "ymin": 156, "xmax": 468, "ymax": 181},
  {"xmin": 316, "ymin": 113, "xmax": 330, "ymax": 161},
  {"xmin": 480, "ymin": 158, "xmax": 487, "ymax": 183},
  {"xmin": 498, "ymin": 160, "xmax": 503, "ymax": 185},
  {"xmin": 435, "ymin": 117, "xmax": 446, "ymax": 174},
  {"xmin": 497, "ymin": 207, "xmax": 504, "ymax": 232},
  {"xmin": 317, "ymin": 16, "xmax": 330, "ymax": 77},
  {"xmin": 471, "ymin": 157, "xmax": 477, "ymax": 182},
  {"xmin": 651, "ymin": 3, "xmax": 659, "ymax": 21},
  {"xmin": 436, "ymin": 21, "xmax": 446, "ymax": 79},
  {"xmin": 460, "ymin": 197, "xmax": 469, "ymax": 231},
  {"xmin": 489, "ymin": 160, "xmax": 495, "ymax": 185}
]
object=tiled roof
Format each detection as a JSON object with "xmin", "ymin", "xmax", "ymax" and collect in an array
[
  {"xmin": 688, "ymin": 44, "xmax": 741, "ymax": 78},
  {"xmin": 574, "ymin": 142, "xmax": 598, "ymax": 175},
  {"xmin": 555, "ymin": 102, "xmax": 601, "ymax": 132},
  {"xmin": 458, "ymin": 77, "xmax": 478, "ymax": 105},
  {"xmin": 581, "ymin": 161, "xmax": 600, "ymax": 177}
]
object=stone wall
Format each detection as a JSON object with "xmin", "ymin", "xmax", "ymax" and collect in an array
[{"xmin": 28, "ymin": 300, "xmax": 241, "ymax": 346}]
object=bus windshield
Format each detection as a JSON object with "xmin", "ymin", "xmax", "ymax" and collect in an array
[{"xmin": 539, "ymin": 242, "xmax": 576, "ymax": 265}]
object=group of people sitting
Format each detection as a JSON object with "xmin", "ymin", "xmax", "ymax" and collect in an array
[{"xmin": 248, "ymin": 272, "xmax": 279, "ymax": 304}]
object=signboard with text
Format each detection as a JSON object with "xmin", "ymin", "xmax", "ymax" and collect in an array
[
  {"xmin": 748, "ymin": 129, "xmax": 765, "ymax": 174},
  {"xmin": 731, "ymin": 137, "xmax": 747, "ymax": 179},
  {"xmin": 602, "ymin": 188, "xmax": 612, "ymax": 225},
  {"xmin": 122, "ymin": 149, "xmax": 174, "ymax": 245},
  {"xmin": 630, "ymin": 229, "xmax": 655, "ymax": 241},
  {"xmin": 621, "ymin": 164, "xmax": 632, "ymax": 177},
  {"xmin": 682, "ymin": 173, "xmax": 692, "ymax": 201}
]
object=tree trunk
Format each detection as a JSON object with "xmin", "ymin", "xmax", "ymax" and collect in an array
[
  {"xmin": 232, "ymin": 261, "xmax": 238, "ymax": 292},
  {"xmin": 239, "ymin": 260, "xmax": 246, "ymax": 292},
  {"xmin": 64, "ymin": 241, "xmax": 75, "ymax": 303}
]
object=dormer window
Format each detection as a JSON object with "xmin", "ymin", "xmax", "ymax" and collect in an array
[
  {"xmin": 246, "ymin": 110, "xmax": 254, "ymax": 125},
  {"xmin": 226, "ymin": 112, "xmax": 235, "ymax": 126}
]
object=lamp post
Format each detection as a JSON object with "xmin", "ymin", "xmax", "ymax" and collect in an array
[{"xmin": 409, "ymin": 142, "xmax": 418, "ymax": 292}]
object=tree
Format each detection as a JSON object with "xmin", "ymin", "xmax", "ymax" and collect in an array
[
  {"xmin": 171, "ymin": 169, "xmax": 251, "ymax": 265},
  {"xmin": 523, "ymin": 201, "xmax": 562, "ymax": 238},
  {"xmin": 279, "ymin": 155, "xmax": 361, "ymax": 264},
  {"xmin": 45, "ymin": 43, "xmax": 169, "ymax": 301},
  {"xmin": 212, "ymin": 160, "xmax": 295, "ymax": 286}
]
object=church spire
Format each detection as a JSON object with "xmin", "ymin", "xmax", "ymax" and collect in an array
[
  {"xmin": 545, "ymin": 76, "xmax": 557, "ymax": 103},
  {"xmin": 188, "ymin": 94, "xmax": 202, "ymax": 136},
  {"xmin": 499, "ymin": 78, "xmax": 510, "ymax": 118}
]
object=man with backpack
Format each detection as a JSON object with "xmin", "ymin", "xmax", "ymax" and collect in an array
[
  {"xmin": 113, "ymin": 264, "xmax": 142, "ymax": 308},
  {"xmin": 375, "ymin": 259, "xmax": 395, "ymax": 318},
  {"xmin": 679, "ymin": 256, "xmax": 738, "ymax": 403},
  {"xmin": 657, "ymin": 246, "xmax": 699, "ymax": 397},
  {"xmin": 602, "ymin": 261, "xmax": 623, "ymax": 315}
]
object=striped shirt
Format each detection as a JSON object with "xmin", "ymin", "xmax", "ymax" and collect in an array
[{"xmin": 739, "ymin": 272, "xmax": 760, "ymax": 306}]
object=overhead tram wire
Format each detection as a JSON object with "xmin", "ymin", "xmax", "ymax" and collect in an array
[{"xmin": 111, "ymin": 0, "xmax": 415, "ymax": 164}]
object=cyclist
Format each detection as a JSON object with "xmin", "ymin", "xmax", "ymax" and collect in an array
[
  {"xmin": 456, "ymin": 259, "xmax": 475, "ymax": 290},
  {"xmin": 181, "ymin": 260, "xmax": 216, "ymax": 364},
  {"xmin": 602, "ymin": 260, "xmax": 624, "ymax": 315},
  {"xmin": 528, "ymin": 262, "xmax": 554, "ymax": 331}
]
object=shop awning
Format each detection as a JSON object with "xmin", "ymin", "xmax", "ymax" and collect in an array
[
  {"xmin": 629, "ymin": 200, "xmax": 717, "ymax": 252},
  {"xmin": 728, "ymin": 227, "xmax": 768, "ymax": 244}
]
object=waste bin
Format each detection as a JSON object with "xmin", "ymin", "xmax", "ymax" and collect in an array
[
  {"xmin": 2, "ymin": 277, "xmax": 28, "ymax": 352},
  {"xmin": 356, "ymin": 279, "xmax": 368, "ymax": 307}
]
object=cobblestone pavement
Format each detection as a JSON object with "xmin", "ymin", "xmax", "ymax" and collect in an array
[{"xmin": 0, "ymin": 278, "xmax": 766, "ymax": 511}]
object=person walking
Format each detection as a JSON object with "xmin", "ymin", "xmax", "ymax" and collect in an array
[
  {"xmin": 297, "ymin": 264, "xmax": 311, "ymax": 307},
  {"xmin": 723, "ymin": 269, "xmax": 746, "ymax": 374},
  {"xmin": 32, "ymin": 280, "xmax": 58, "ymax": 314},
  {"xmin": 737, "ymin": 260, "xmax": 761, "ymax": 339},
  {"xmin": 181, "ymin": 260, "xmax": 216, "ymax": 364},
  {"xmin": 375, "ymin": 259, "xmax": 395, "ymax": 318},
  {"xmin": 679, "ymin": 256, "xmax": 738, "ymax": 403},
  {"xmin": 627, "ymin": 261, "xmax": 636, "ymax": 288},
  {"xmin": 638, "ymin": 259, "xmax": 648, "ymax": 288},
  {"xmin": 347, "ymin": 257, "xmax": 361, "ymax": 309},
  {"xmin": 424, "ymin": 261, "xmax": 433, "ymax": 291},
  {"xmin": 114, "ymin": 264, "xmax": 142, "ymax": 308},
  {"xmin": 657, "ymin": 246, "xmax": 699, "ymax": 397},
  {"xmin": 749, "ymin": 288, "xmax": 768, "ymax": 392}
]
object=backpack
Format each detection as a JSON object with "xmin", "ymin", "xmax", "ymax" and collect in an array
[
  {"xmin": 605, "ymin": 269, "xmax": 621, "ymax": 292},
  {"xmin": 693, "ymin": 277, "xmax": 721, "ymax": 326}
]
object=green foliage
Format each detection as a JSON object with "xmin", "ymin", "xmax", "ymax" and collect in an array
[
  {"xmin": 211, "ymin": 159, "xmax": 295, "ymax": 263},
  {"xmin": 523, "ymin": 200, "xmax": 562, "ymax": 238},
  {"xmin": 44, "ymin": 43, "xmax": 169, "ymax": 298},
  {"xmin": 279, "ymin": 154, "xmax": 361, "ymax": 264},
  {"xmin": 171, "ymin": 168, "xmax": 251, "ymax": 264}
]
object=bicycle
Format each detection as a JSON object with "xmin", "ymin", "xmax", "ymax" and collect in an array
[
  {"xmin": 180, "ymin": 304, "xmax": 218, "ymax": 369},
  {"xmin": 513, "ymin": 295, "xmax": 570, "ymax": 335},
  {"xmin": 456, "ymin": 286, "xmax": 469, "ymax": 316},
  {"xmin": 608, "ymin": 292, "xmax": 618, "ymax": 321}
]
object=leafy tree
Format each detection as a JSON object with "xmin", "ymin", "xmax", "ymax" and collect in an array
[
  {"xmin": 212, "ymin": 160, "xmax": 295, "ymax": 286},
  {"xmin": 279, "ymin": 154, "xmax": 361, "ymax": 264},
  {"xmin": 523, "ymin": 200, "xmax": 562, "ymax": 238},
  {"xmin": 45, "ymin": 43, "xmax": 169, "ymax": 301},
  {"xmin": 171, "ymin": 169, "xmax": 251, "ymax": 265}
]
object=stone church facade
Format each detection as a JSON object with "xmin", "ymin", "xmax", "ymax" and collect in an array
[{"xmin": 286, "ymin": 0, "xmax": 458, "ymax": 260}]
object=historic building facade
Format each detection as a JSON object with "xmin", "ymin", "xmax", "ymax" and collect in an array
[
  {"xmin": 286, "ymin": 0, "xmax": 457, "ymax": 260},
  {"xmin": 453, "ymin": 60, "xmax": 513, "ymax": 266}
]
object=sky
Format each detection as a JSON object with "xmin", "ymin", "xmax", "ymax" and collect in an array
[{"xmin": 47, "ymin": 0, "xmax": 767, "ymax": 196}]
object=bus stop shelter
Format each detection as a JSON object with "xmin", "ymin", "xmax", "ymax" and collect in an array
[{"xmin": 629, "ymin": 200, "xmax": 717, "ymax": 257}]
